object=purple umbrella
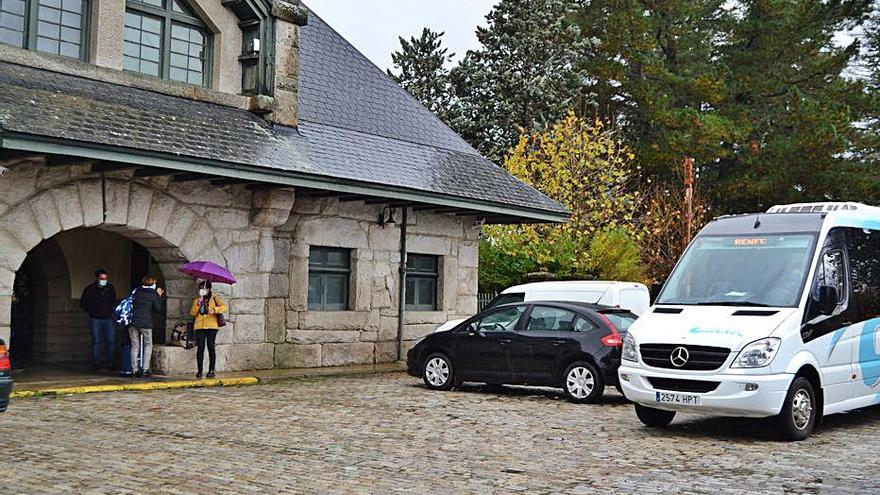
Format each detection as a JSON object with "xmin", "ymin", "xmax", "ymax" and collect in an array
[{"xmin": 178, "ymin": 261, "xmax": 237, "ymax": 284}]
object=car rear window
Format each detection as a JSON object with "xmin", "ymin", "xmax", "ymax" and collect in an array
[{"xmin": 601, "ymin": 311, "xmax": 637, "ymax": 331}]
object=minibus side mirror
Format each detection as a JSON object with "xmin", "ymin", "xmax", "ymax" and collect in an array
[{"xmin": 815, "ymin": 285, "xmax": 839, "ymax": 316}]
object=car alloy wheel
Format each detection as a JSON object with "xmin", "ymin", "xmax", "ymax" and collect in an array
[
  {"xmin": 791, "ymin": 388, "xmax": 813, "ymax": 431},
  {"xmin": 425, "ymin": 356, "xmax": 450, "ymax": 387},
  {"xmin": 566, "ymin": 366, "xmax": 595, "ymax": 399}
]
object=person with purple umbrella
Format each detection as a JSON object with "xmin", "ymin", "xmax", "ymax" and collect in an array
[{"xmin": 189, "ymin": 280, "xmax": 227, "ymax": 379}]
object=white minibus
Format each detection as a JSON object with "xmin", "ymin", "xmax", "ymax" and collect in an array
[{"xmin": 619, "ymin": 202, "xmax": 880, "ymax": 440}]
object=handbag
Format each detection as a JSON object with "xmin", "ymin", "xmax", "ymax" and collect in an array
[
  {"xmin": 170, "ymin": 321, "xmax": 195, "ymax": 349},
  {"xmin": 213, "ymin": 295, "xmax": 226, "ymax": 328}
]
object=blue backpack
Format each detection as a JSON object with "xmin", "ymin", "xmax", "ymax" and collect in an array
[{"xmin": 114, "ymin": 288, "xmax": 137, "ymax": 327}]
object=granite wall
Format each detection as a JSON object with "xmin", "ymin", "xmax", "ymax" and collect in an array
[{"xmin": 0, "ymin": 158, "xmax": 479, "ymax": 373}]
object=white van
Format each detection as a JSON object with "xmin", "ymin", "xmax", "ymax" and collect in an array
[
  {"xmin": 435, "ymin": 281, "xmax": 650, "ymax": 332},
  {"xmin": 619, "ymin": 202, "xmax": 880, "ymax": 440}
]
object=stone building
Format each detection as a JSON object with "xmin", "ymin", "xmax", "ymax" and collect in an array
[{"xmin": 0, "ymin": 0, "xmax": 567, "ymax": 374}]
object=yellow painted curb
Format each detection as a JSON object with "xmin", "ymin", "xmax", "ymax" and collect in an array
[{"xmin": 11, "ymin": 376, "xmax": 259, "ymax": 399}]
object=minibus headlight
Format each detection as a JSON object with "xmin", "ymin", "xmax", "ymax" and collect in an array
[
  {"xmin": 622, "ymin": 334, "xmax": 638, "ymax": 362},
  {"xmin": 731, "ymin": 337, "xmax": 781, "ymax": 368}
]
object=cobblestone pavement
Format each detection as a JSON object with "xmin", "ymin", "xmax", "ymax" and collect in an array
[{"xmin": 2, "ymin": 372, "xmax": 879, "ymax": 494}]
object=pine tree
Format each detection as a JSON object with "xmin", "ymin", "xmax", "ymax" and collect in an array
[
  {"xmin": 860, "ymin": 5, "xmax": 880, "ymax": 190},
  {"xmin": 866, "ymin": 5, "xmax": 880, "ymax": 90},
  {"xmin": 712, "ymin": 0, "xmax": 875, "ymax": 211},
  {"xmin": 388, "ymin": 28, "xmax": 455, "ymax": 120},
  {"xmin": 574, "ymin": 0, "xmax": 736, "ymax": 181},
  {"xmin": 575, "ymin": 0, "xmax": 876, "ymax": 212},
  {"xmin": 450, "ymin": 0, "xmax": 596, "ymax": 163}
]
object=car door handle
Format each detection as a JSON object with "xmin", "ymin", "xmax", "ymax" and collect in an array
[
  {"xmin": 552, "ymin": 340, "xmax": 567, "ymax": 345},
  {"xmin": 499, "ymin": 339, "xmax": 512, "ymax": 345}
]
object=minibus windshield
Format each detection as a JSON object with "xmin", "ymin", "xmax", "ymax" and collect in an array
[{"xmin": 656, "ymin": 234, "xmax": 816, "ymax": 307}]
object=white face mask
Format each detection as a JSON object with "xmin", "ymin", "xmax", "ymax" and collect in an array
[
  {"xmin": 150, "ymin": 284, "xmax": 157, "ymax": 290},
  {"xmin": 199, "ymin": 289, "xmax": 208, "ymax": 297}
]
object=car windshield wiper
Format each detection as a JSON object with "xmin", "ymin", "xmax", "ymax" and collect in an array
[{"xmin": 693, "ymin": 301, "xmax": 772, "ymax": 307}]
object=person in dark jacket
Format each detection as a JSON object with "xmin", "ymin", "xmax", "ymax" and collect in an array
[
  {"xmin": 130, "ymin": 275, "xmax": 165, "ymax": 378},
  {"xmin": 80, "ymin": 269, "xmax": 117, "ymax": 371}
]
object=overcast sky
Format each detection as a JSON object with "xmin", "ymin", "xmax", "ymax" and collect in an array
[{"xmin": 305, "ymin": 0, "xmax": 500, "ymax": 71}]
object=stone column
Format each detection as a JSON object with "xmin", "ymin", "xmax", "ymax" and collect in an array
[
  {"xmin": 268, "ymin": 0, "xmax": 308, "ymax": 127},
  {"xmin": 90, "ymin": 0, "xmax": 125, "ymax": 69},
  {"xmin": 218, "ymin": 188, "xmax": 297, "ymax": 370}
]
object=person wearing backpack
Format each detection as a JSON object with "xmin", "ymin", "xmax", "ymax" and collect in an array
[
  {"xmin": 130, "ymin": 276, "xmax": 165, "ymax": 378},
  {"xmin": 113, "ymin": 286, "xmax": 137, "ymax": 376},
  {"xmin": 190, "ymin": 280, "xmax": 227, "ymax": 379}
]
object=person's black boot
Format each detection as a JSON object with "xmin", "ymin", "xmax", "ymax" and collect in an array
[
  {"xmin": 196, "ymin": 371, "xmax": 203, "ymax": 379},
  {"xmin": 206, "ymin": 370, "xmax": 215, "ymax": 379}
]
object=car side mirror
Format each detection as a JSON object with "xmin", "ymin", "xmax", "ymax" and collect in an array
[
  {"xmin": 467, "ymin": 323, "xmax": 487, "ymax": 337},
  {"xmin": 815, "ymin": 285, "xmax": 839, "ymax": 316}
]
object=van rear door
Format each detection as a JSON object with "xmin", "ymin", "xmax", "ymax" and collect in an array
[{"xmin": 619, "ymin": 288, "xmax": 649, "ymax": 316}]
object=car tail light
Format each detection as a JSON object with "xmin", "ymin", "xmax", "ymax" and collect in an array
[
  {"xmin": 596, "ymin": 313, "xmax": 623, "ymax": 347},
  {"xmin": 0, "ymin": 343, "xmax": 10, "ymax": 371},
  {"xmin": 601, "ymin": 333, "xmax": 624, "ymax": 347}
]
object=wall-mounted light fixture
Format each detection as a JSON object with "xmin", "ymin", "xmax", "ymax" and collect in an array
[{"xmin": 378, "ymin": 206, "xmax": 397, "ymax": 227}]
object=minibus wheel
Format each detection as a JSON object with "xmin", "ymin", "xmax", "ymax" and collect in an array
[
  {"xmin": 634, "ymin": 404, "xmax": 676, "ymax": 427},
  {"xmin": 777, "ymin": 376, "xmax": 817, "ymax": 441}
]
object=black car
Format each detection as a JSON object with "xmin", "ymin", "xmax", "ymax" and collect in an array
[
  {"xmin": 407, "ymin": 301, "xmax": 636, "ymax": 403},
  {"xmin": 0, "ymin": 339, "xmax": 11, "ymax": 412}
]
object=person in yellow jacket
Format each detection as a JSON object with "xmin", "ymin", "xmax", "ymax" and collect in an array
[{"xmin": 190, "ymin": 280, "xmax": 227, "ymax": 379}]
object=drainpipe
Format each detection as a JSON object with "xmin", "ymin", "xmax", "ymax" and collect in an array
[{"xmin": 397, "ymin": 207, "xmax": 408, "ymax": 361}]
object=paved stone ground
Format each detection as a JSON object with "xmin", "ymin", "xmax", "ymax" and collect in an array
[{"xmin": 1, "ymin": 372, "xmax": 879, "ymax": 494}]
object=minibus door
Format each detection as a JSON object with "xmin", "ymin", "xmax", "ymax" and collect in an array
[{"xmin": 803, "ymin": 242, "xmax": 856, "ymax": 406}]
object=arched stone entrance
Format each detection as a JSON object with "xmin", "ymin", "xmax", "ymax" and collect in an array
[
  {"xmin": 0, "ymin": 177, "xmax": 228, "ymax": 370},
  {"xmin": 12, "ymin": 230, "xmax": 171, "ymax": 367}
]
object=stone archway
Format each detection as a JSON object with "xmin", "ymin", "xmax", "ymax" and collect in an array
[
  {"xmin": 0, "ymin": 177, "xmax": 229, "ymax": 348},
  {"xmin": 11, "ymin": 236, "xmax": 71, "ymax": 362}
]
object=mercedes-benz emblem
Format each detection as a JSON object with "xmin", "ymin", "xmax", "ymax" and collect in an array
[{"xmin": 670, "ymin": 347, "xmax": 690, "ymax": 368}]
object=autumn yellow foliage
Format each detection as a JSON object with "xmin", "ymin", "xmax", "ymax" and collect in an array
[{"xmin": 481, "ymin": 113, "xmax": 646, "ymax": 290}]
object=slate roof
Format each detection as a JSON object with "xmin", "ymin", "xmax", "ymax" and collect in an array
[
  {"xmin": 0, "ymin": 61, "xmax": 312, "ymax": 172},
  {"xmin": 294, "ymin": 10, "xmax": 566, "ymax": 217},
  {"xmin": 0, "ymin": 10, "xmax": 568, "ymax": 220},
  {"xmin": 297, "ymin": 11, "xmax": 475, "ymax": 154}
]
